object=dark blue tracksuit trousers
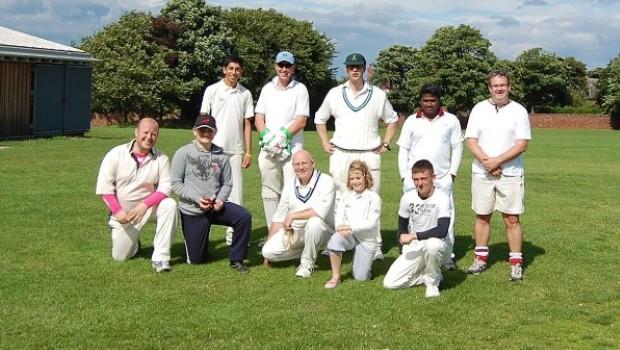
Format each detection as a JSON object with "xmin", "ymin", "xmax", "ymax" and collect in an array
[{"xmin": 180, "ymin": 202, "xmax": 251, "ymax": 264}]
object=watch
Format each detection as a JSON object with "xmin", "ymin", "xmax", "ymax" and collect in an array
[{"xmin": 382, "ymin": 143, "xmax": 391, "ymax": 151}]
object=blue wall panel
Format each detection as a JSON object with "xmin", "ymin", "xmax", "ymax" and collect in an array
[
  {"xmin": 64, "ymin": 66, "xmax": 92, "ymax": 133},
  {"xmin": 33, "ymin": 65, "xmax": 64, "ymax": 135}
]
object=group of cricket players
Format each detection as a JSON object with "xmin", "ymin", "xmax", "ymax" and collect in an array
[{"xmin": 96, "ymin": 50, "xmax": 531, "ymax": 298}]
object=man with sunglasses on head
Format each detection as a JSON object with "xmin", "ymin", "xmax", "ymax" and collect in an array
[
  {"xmin": 315, "ymin": 53, "xmax": 399, "ymax": 260},
  {"xmin": 255, "ymin": 51, "xmax": 310, "ymax": 243}
]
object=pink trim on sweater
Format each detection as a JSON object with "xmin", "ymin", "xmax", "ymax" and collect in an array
[
  {"xmin": 102, "ymin": 194, "xmax": 122, "ymax": 215},
  {"xmin": 132, "ymin": 151, "xmax": 148, "ymax": 166},
  {"xmin": 143, "ymin": 191, "xmax": 168, "ymax": 208}
]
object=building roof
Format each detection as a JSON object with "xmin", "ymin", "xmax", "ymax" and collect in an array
[{"xmin": 0, "ymin": 26, "xmax": 94, "ymax": 63}]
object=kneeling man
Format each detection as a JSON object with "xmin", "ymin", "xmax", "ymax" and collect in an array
[
  {"xmin": 383, "ymin": 159, "xmax": 451, "ymax": 298},
  {"xmin": 262, "ymin": 150, "xmax": 335, "ymax": 278},
  {"xmin": 95, "ymin": 118, "xmax": 177, "ymax": 272}
]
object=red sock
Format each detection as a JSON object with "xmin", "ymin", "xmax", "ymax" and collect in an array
[
  {"xmin": 474, "ymin": 246, "xmax": 489, "ymax": 262},
  {"xmin": 509, "ymin": 252, "xmax": 523, "ymax": 265}
]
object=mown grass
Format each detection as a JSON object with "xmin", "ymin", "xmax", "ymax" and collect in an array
[{"xmin": 1, "ymin": 127, "xmax": 619, "ymax": 349}]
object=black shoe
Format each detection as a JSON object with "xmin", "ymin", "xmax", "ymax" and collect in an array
[{"xmin": 229, "ymin": 261, "xmax": 249, "ymax": 273}]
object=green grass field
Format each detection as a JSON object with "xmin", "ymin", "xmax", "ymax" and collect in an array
[{"xmin": 1, "ymin": 127, "xmax": 619, "ymax": 349}]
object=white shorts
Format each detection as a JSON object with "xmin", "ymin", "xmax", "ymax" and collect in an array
[{"xmin": 471, "ymin": 173, "xmax": 525, "ymax": 215}]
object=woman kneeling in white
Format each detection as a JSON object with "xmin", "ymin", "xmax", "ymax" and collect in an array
[{"xmin": 324, "ymin": 161, "xmax": 381, "ymax": 288}]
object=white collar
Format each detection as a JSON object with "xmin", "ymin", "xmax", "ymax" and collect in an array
[{"xmin": 271, "ymin": 76, "xmax": 296, "ymax": 90}]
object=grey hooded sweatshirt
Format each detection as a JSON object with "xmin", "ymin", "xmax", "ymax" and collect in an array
[{"xmin": 171, "ymin": 141, "xmax": 232, "ymax": 216}]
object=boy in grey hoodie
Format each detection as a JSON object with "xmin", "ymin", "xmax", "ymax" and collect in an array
[{"xmin": 171, "ymin": 115, "xmax": 252, "ymax": 272}]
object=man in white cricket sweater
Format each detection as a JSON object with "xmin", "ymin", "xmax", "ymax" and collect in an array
[{"xmin": 315, "ymin": 53, "xmax": 398, "ymax": 259}]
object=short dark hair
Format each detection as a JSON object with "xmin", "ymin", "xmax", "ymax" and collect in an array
[
  {"xmin": 412, "ymin": 159, "xmax": 434, "ymax": 174},
  {"xmin": 487, "ymin": 70, "xmax": 511, "ymax": 86},
  {"xmin": 222, "ymin": 55, "xmax": 244, "ymax": 69},
  {"xmin": 419, "ymin": 84, "xmax": 442, "ymax": 99}
]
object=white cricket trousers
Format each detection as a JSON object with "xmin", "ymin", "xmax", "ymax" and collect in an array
[
  {"xmin": 225, "ymin": 153, "xmax": 243, "ymax": 236},
  {"xmin": 383, "ymin": 237, "xmax": 446, "ymax": 289},
  {"xmin": 227, "ymin": 153, "xmax": 244, "ymax": 207},
  {"xmin": 108, "ymin": 198, "xmax": 177, "ymax": 262},
  {"xmin": 258, "ymin": 150, "xmax": 294, "ymax": 228},
  {"xmin": 404, "ymin": 174, "xmax": 455, "ymax": 265},
  {"xmin": 261, "ymin": 217, "xmax": 332, "ymax": 267}
]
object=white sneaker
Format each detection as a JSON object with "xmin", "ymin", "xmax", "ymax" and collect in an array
[
  {"xmin": 467, "ymin": 258, "xmax": 487, "ymax": 275},
  {"xmin": 510, "ymin": 264, "xmax": 524, "ymax": 281},
  {"xmin": 225, "ymin": 228, "xmax": 233, "ymax": 246},
  {"xmin": 373, "ymin": 250, "xmax": 384, "ymax": 261},
  {"xmin": 295, "ymin": 264, "xmax": 313, "ymax": 278},
  {"xmin": 152, "ymin": 260, "xmax": 171, "ymax": 273},
  {"xmin": 425, "ymin": 284, "xmax": 440, "ymax": 298}
]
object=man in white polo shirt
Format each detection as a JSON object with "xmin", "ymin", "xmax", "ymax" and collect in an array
[
  {"xmin": 464, "ymin": 70, "xmax": 531, "ymax": 281},
  {"xmin": 199, "ymin": 55, "xmax": 254, "ymax": 246},
  {"xmin": 397, "ymin": 84, "xmax": 463, "ymax": 270},
  {"xmin": 255, "ymin": 50, "xmax": 310, "ymax": 236},
  {"xmin": 96, "ymin": 118, "xmax": 177, "ymax": 272},
  {"xmin": 315, "ymin": 52, "xmax": 398, "ymax": 258}
]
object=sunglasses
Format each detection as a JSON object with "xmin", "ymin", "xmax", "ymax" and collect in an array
[{"xmin": 277, "ymin": 62, "xmax": 293, "ymax": 68}]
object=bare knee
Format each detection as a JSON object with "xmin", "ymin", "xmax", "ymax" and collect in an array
[
  {"xmin": 502, "ymin": 214, "xmax": 520, "ymax": 227},
  {"xmin": 476, "ymin": 214, "xmax": 492, "ymax": 225}
]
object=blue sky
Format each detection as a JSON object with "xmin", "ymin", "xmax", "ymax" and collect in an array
[{"xmin": 1, "ymin": 0, "xmax": 619, "ymax": 73}]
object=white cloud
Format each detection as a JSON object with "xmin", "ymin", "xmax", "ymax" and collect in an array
[{"xmin": 1, "ymin": 0, "xmax": 618, "ymax": 68}]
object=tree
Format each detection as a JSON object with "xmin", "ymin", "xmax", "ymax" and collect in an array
[
  {"xmin": 158, "ymin": 0, "xmax": 235, "ymax": 119},
  {"xmin": 514, "ymin": 48, "xmax": 569, "ymax": 112},
  {"xmin": 563, "ymin": 56, "xmax": 589, "ymax": 104},
  {"xmin": 404, "ymin": 25, "xmax": 496, "ymax": 115},
  {"xmin": 80, "ymin": 11, "xmax": 194, "ymax": 121},
  {"xmin": 599, "ymin": 54, "xmax": 620, "ymax": 115},
  {"xmin": 222, "ymin": 8, "xmax": 336, "ymax": 117},
  {"xmin": 491, "ymin": 59, "xmax": 524, "ymax": 103},
  {"xmin": 370, "ymin": 45, "xmax": 419, "ymax": 114}
]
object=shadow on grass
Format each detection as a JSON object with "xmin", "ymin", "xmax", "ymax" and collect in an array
[
  {"xmin": 167, "ymin": 226, "xmax": 271, "ymax": 266},
  {"xmin": 452, "ymin": 234, "xmax": 545, "ymax": 269},
  {"xmin": 380, "ymin": 229, "xmax": 399, "ymax": 256},
  {"xmin": 454, "ymin": 234, "xmax": 474, "ymax": 264},
  {"xmin": 486, "ymin": 240, "xmax": 546, "ymax": 269}
]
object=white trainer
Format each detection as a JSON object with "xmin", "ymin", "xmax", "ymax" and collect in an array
[
  {"xmin": 373, "ymin": 250, "xmax": 384, "ymax": 261},
  {"xmin": 295, "ymin": 264, "xmax": 314, "ymax": 278},
  {"xmin": 152, "ymin": 260, "xmax": 171, "ymax": 273},
  {"xmin": 510, "ymin": 264, "xmax": 524, "ymax": 281},
  {"xmin": 425, "ymin": 284, "xmax": 440, "ymax": 298}
]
